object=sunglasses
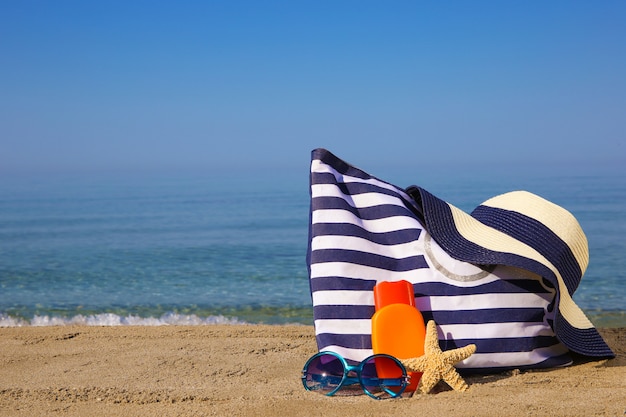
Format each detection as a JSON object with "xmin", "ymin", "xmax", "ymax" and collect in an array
[{"xmin": 301, "ymin": 351, "xmax": 409, "ymax": 400}]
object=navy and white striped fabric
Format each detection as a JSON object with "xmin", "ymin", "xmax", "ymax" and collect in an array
[{"xmin": 307, "ymin": 148, "xmax": 613, "ymax": 373}]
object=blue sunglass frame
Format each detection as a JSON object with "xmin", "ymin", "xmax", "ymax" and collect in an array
[{"xmin": 301, "ymin": 351, "xmax": 409, "ymax": 400}]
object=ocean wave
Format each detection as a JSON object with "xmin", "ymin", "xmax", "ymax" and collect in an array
[{"xmin": 0, "ymin": 312, "xmax": 246, "ymax": 327}]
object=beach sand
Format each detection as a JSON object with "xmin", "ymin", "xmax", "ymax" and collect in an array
[{"xmin": 0, "ymin": 325, "xmax": 623, "ymax": 417}]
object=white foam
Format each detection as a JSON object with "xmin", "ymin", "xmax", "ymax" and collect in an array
[{"xmin": 0, "ymin": 312, "xmax": 246, "ymax": 327}]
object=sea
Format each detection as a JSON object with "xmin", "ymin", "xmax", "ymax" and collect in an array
[{"xmin": 1, "ymin": 159, "xmax": 625, "ymax": 328}]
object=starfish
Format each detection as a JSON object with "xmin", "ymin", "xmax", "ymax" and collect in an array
[{"xmin": 400, "ymin": 320, "xmax": 476, "ymax": 394}]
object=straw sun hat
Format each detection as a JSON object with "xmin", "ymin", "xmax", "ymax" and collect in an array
[{"xmin": 404, "ymin": 185, "xmax": 614, "ymax": 358}]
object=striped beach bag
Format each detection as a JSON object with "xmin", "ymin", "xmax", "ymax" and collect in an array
[{"xmin": 307, "ymin": 148, "xmax": 613, "ymax": 372}]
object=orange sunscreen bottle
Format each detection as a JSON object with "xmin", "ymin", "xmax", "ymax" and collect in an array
[{"xmin": 371, "ymin": 280, "xmax": 426, "ymax": 393}]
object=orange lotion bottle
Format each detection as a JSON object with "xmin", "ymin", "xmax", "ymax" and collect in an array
[{"xmin": 371, "ymin": 280, "xmax": 426, "ymax": 393}]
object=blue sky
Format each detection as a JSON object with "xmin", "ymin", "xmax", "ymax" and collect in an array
[{"xmin": 1, "ymin": 1, "xmax": 625, "ymax": 176}]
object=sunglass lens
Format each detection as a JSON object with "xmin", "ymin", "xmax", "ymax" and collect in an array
[
  {"xmin": 361, "ymin": 356, "xmax": 406, "ymax": 399},
  {"xmin": 303, "ymin": 353, "xmax": 345, "ymax": 395}
]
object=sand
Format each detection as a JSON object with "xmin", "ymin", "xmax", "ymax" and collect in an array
[{"xmin": 0, "ymin": 325, "xmax": 623, "ymax": 417}]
